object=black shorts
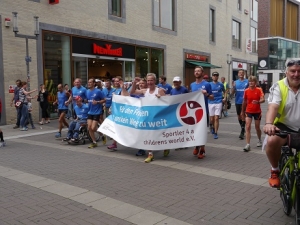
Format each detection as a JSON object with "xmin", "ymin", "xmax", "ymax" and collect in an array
[
  {"xmin": 235, "ymin": 104, "xmax": 242, "ymax": 115},
  {"xmin": 246, "ymin": 112, "xmax": 262, "ymax": 120},
  {"xmin": 58, "ymin": 109, "xmax": 68, "ymax": 116},
  {"xmin": 275, "ymin": 122, "xmax": 298, "ymax": 133},
  {"xmin": 88, "ymin": 114, "xmax": 100, "ymax": 121}
]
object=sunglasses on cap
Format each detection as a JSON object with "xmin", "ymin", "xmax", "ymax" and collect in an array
[{"xmin": 287, "ymin": 60, "xmax": 300, "ymax": 67}]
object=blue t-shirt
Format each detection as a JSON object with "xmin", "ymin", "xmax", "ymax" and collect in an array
[
  {"xmin": 57, "ymin": 91, "xmax": 68, "ymax": 110},
  {"xmin": 102, "ymin": 87, "xmax": 116, "ymax": 108},
  {"xmin": 87, "ymin": 88, "xmax": 105, "ymax": 115},
  {"xmin": 208, "ymin": 82, "xmax": 225, "ymax": 104},
  {"xmin": 74, "ymin": 104, "xmax": 89, "ymax": 120},
  {"xmin": 72, "ymin": 86, "xmax": 87, "ymax": 104},
  {"xmin": 190, "ymin": 80, "xmax": 212, "ymax": 113},
  {"xmin": 234, "ymin": 79, "xmax": 249, "ymax": 104},
  {"xmin": 158, "ymin": 83, "xmax": 173, "ymax": 95},
  {"xmin": 170, "ymin": 86, "xmax": 189, "ymax": 95},
  {"xmin": 114, "ymin": 88, "xmax": 122, "ymax": 95}
]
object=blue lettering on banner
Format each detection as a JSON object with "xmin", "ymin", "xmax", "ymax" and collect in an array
[{"xmin": 108, "ymin": 102, "xmax": 182, "ymax": 130}]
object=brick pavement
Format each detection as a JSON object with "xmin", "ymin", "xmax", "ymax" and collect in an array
[{"xmin": 0, "ymin": 96, "xmax": 296, "ymax": 225}]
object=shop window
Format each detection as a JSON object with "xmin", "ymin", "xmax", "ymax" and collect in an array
[
  {"xmin": 136, "ymin": 47, "xmax": 150, "ymax": 78},
  {"xmin": 251, "ymin": 27, "xmax": 257, "ymax": 53},
  {"xmin": 209, "ymin": 8, "xmax": 215, "ymax": 43},
  {"xmin": 153, "ymin": 0, "xmax": 177, "ymax": 35},
  {"xmin": 43, "ymin": 32, "xmax": 71, "ymax": 117},
  {"xmin": 232, "ymin": 20, "xmax": 241, "ymax": 49},
  {"xmin": 150, "ymin": 49, "xmax": 163, "ymax": 79},
  {"xmin": 108, "ymin": 0, "xmax": 126, "ymax": 23},
  {"xmin": 237, "ymin": 0, "xmax": 241, "ymax": 10},
  {"xmin": 251, "ymin": 0, "xmax": 258, "ymax": 22}
]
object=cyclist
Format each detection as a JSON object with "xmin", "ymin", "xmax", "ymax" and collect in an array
[
  {"xmin": 264, "ymin": 58, "xmax": 300, "ymax": 188},
  {"xmin": 220, "ymin": 76, "xmax": 230, "ymax": 117},
  {"xmin": 241, "ymin": 76, "xmax": 265, "ymax": 152},
  {"xmin": 231, "ymin": 69, "xmax": 249, "ymax": 140}
]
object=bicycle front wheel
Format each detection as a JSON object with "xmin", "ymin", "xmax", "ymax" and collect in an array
[{"xmin": 279, "ymin": 154, "xmax": 293, "ymax": 215}]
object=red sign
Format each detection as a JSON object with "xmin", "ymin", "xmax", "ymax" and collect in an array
[
  {"xmin": 9, "ymin": 85, "xmax": 16, "ymax": 93},
  {"xmin": 93, "ymin": 43, "xmax": 123, "ymax": 57},
  {"xmin": 186, "ymin": 53, "xmax": 208, "ymax": 62},
  {"xmin": 49, "ymin": 0, "xmax": 59, "ymax": 4}
]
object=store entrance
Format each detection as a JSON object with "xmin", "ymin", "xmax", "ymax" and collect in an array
[{"xmin": 72, "ymin": 56, "xmax": 135, "ymax": 86}]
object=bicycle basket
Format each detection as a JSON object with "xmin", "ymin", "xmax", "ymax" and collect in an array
[
  {"xmin": 287, "ymin": 133, "xmax": 300, "ymax": 149},
  {"xmin": 227, "ymin": 100, "xmax": 231, "ymax": 110}
]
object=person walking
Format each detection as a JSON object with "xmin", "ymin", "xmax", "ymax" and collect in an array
[
  {"xmin": 53, "ymin": 84, "xmax": 69, "ymax": 138},
  {"xmin": 190, "ymin": 66, "xmax": 213, "ymax": 159},
  {"xmin": 37, "ymin": 84, "xmax": 50, "ymax": 125},
  {"xmin": 231, "ymin": 69, "xmax": 249, "ymax": 139},
  {"xmin": 158, "ymin": 75, "xmax": 172, "ymax": 95},
  {"xmin": 220, "ymin": 76, "xmax": 230, "ymax": 117},
  {"xmin": 241, "ymin": 76, "xmax": 265, "ymax": 152},
  {"xmin": 27, "ymin": 98, "xmax": 36, "ymax": 129},
  {"xmin": 208, "ymin": 72, "xmax": 225, "ymax": 139},
  {"xmin": 11, "ymin": 79, "xmax": 22, "ymax": 129}
]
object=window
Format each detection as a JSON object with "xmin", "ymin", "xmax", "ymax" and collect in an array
[
  {"xmin": 108, "ymin": 0, "xmax": 126, "ymax": 23},
  {"xmin": 232, "ymin": 20, "xmax": 241, "ymax": 49},
  {"xmin": 251, "ymin": 0, "xmax": 258, "ymax": 22},
  {"xmin": 251, "ymin": 27, "xmax": 257, "ymax": 53},
  {"xmin": 112, "ymin": 0, "xmax": 121, "ymax": 17},
  {"xmin": 209, "ymin": 8, "xmax": 215, "ymax": 43},
  {"xmin": 153, "ymin": 0, "xmax": 175, "ymax": 30},
  {"xmin": 237, "ymin": 0, "xmax": 241, "ymax": 10}
]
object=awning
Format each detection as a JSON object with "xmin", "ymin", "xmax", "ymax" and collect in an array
[{"xmin": 185, "ymin": 60, "xmax": 222, "ymax": 68}]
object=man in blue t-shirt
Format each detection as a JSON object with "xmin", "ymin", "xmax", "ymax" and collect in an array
[
  {"xmin": 190, "ymin": 66, "xmax": 213, "ymax": 160},
  {"xmin": 63, "ymin": 96, "xmax": 89, "ymax": 143},
  {"xmin": 102, "ymin": 79, "xmax": 116, "ymax": 116},
  {"xmin": 158, "ymin": 75, "xmax": 172, "ymax": 95},
  {"xmin": 86, "ymin": 78, "xmax": 106, "ymax": 149},
  {"xmin": 68, "ymin": 78, "xmax": 87, "ymax": 119},
  {"xmin": 208, "ymin": 72, "xmax": 225, "ymax": 139},
  {"xmin": 170, "ymin": 76, "xmax": 188, "ymax": 95},
  {"xmin": 231, "ymin": 69, "xmax": 249, "ymax": 139}
]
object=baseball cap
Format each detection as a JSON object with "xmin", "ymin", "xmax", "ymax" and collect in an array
[
  {"xmin": 95, "ymin": 79, "xmax": 101, "ymax": 82},
  {"xmin": 212, "ymin": 72, "xmax": 219, "ymax": 76},
  {"xmin": 173, "ymin": 76, "xmax": 181, "ymax": 82},
  {"xmin": 203, "ymin": 74, "xmax": 209, "ymax": 79}
]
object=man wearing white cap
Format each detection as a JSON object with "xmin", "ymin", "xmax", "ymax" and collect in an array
[{"xmin": 170, "ymin": 76, "xmax": 189, "ymax": 95}]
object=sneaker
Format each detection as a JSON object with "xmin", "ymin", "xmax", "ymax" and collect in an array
[
  {"xmin": 257, "ymin": 140, "xmax": 262, "ymax": 147},
  {"xmin": 63, "ymin": 137, "xmax": 71, "ymax": 142},
  {"xmin": 45, "ymin": 121, "xmax": 50, "ymax": 124},
  {"xmin": 136, "ymin": 149, "xmax": 146, "ymax": 156},
  {"xmin": 243, "ymin": 144, "xmax": 250, "ymax": 152},
  {"xmin": 211, "ymin": 127, "xmax": 215, "ymax": 134},
  {"xmin": 269, "ymin": 170, "xmax": 280, "ymax": 188},
  {"xmin": 13, "ymin": 125, "xmax": 19, "ymax": 129},
  {"xmin": 198, "ymin": 147, "xmax": 205, "ymax": 159},
  {"xmin": 107, "ymin": 144, "xmax": 117, "ymax": 149},
  {"xmin": 239, "ymin": 131, "xmax": 244, "ymax": 140},
  {"xmin": 88, "ymin": 142, "xmax": 97, "ymax": 149},
  {"xmin": 55, "ymin": 132, "xmax": 61, "ymax": 138},
  {"xmin": 193, "ymin": 147, "xmax": 199, "ymax": 156},
  {"xmin": 144, "ymin": 154, "xmax": 154, "ymax": 163},
  {"xmin": 20, "ymin": 127, "xmax": 28, "ymax": 131},
  {"xmin": 163, "ymin": 150, "xmax": 170, "ymax": 157},
  {"xmin": 39, "ymin": 121, "xmax": 44, "ymax": 125},
  {"xmin": 213, "ymin": 133, "xmax": 218, "ymax": 139},
  {"xmin": 102, "ymin": 136, "xmax": 107, "ymax": 145}
]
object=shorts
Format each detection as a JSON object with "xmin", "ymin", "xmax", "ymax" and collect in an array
[
  {"xmin": 275, "ymin": 122, "xmax": 298, "ymax": 133},
  {"xmin": 245, "ymin": 112, "xmax": 261, "ymax": 120},
  {"xmin": 208, "ymin": 103, "xmax": 223, "ymax": 116},
  {"xmin": 58, "ymin": 109, "xmax": 68, "ymax": 116},
  {"xmin": 235, "ymin": 104, "xmax": 242, "ymax": 115},
  {"xmin": 88, "ymin": 114, "xmax": 100, "ymax": 121}
]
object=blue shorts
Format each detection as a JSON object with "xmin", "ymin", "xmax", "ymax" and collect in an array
[{"xmin": 245, "ymin": 112, "xmax": 261, "ymax": 120}]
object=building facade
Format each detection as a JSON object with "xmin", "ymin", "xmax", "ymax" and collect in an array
[
  {"xmin": 0, "ymin": 0, "xmax": 257, "ymax": 125},
  {"xmin": 258, "ymin": 0, "xmax": 300, "ymax": 88}
]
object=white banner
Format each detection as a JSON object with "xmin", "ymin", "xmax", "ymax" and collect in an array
[{"xmin": 98, "ymin": 91, "xmax": 207, "ymax": 150}]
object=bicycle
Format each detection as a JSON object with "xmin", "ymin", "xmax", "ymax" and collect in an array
[{"xmin": 277, "ymin": 130, "xmax": 300, "ymax": 224}]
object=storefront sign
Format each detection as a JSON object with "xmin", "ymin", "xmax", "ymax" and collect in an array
[
  {"xmin": 93, "ymin": 43, "xmax": 123, "ymax": 57},
  {"xmin": 232, "ymin": 61, "xmax": 247, "ymax": 70},
  {"xmin": 258, "ymin": 58, "xmax": 269, "ymax": 70},
  {"xmin": 72, "ymin": 37, "xmax": 135, "ymax": 59},
  {"xmin": 186, "ymin": 53, "xmax": 208, "ymax": 62}
]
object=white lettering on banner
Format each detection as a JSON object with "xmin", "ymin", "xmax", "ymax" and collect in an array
[{"xmin": 98, "ymin": 91, "xmax": 207, "ymax": 150}]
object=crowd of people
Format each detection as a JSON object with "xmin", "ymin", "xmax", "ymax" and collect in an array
[{"xmin": 6, "ymin": 59, "xmax": 300, "ymax": 190}]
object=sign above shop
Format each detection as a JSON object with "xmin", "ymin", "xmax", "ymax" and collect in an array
[
  {"xmin": 93, "ymin": 43, "xmax": 123, "ymax": 57},
  {"xmin": 258, "ymin": 58, "xmax": 269, "ymax": 70},
  {"xmin": 72, "ymin": 37, "xmax": 135, "ymax": 59},
  {"xmin": 185, "ymin": 53, "xmax": 208, "ymax": 62},
  {"xmin": 232, "ymin": 61, "xmax": 247, "ymax": 70}
]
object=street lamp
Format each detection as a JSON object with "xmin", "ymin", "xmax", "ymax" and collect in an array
[
  {"xmin": 12, "ymin": 12, "xmax": 39, "ymax": 91},
  {"xmin": 227, "ymin": 54, "xmax": 232, "ymax": 88}
]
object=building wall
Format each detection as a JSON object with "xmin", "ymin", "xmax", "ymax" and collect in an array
[{"xmin": 0, "ymin": 0, "xmax": 257, "ymax": 124}]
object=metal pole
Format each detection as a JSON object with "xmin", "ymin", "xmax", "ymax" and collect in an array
[{"xmin": 25, "ymin": 37, "xmax": 30, "ymax": 91}]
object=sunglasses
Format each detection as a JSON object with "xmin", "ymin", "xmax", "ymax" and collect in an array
[{"xmin": 287, "ymin": 60, "xmax": 300, "ymax": 67}]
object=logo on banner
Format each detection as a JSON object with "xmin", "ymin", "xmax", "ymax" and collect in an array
[{"xmin": 178, "ymin": 101, "xmax": 203, "ymax": 125}]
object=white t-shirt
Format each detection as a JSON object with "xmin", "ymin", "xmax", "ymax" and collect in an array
[
  {"xmin": 268, "ymin": 78, "xmax": 300, "ymax": 131},
  {"xmin": 144, "ymin": 87, "xmax": 159, "ymax": 97}
]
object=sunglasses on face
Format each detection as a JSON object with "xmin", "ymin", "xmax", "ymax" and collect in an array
[{"xmin": 287, "ymin": 60, "xmax": 300, "ymax": 67}]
